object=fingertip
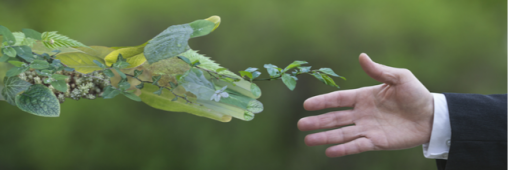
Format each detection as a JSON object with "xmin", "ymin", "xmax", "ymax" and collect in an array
[
  {"xmin": 297, "ymin": 117, "xmax": 311, "ymax": 131},
  {"xmin": 303, "ymin": 98, "xmax": 316, "ymax": 111}
]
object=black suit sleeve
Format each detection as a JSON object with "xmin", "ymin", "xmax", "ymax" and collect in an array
[{"xmin": 435, "ymin": 93, "xmax": 507, "ymax": 170}]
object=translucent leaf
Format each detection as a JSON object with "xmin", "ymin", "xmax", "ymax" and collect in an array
[
  {"xmin": 104, "ymin": 43, "xmax": 146, "ymax": 68},
  {"xmin": 239, "ymin": 71, "xmax": 252, "ymax": 80},
  {"xmin": 281, "ymin": 74, "xmax": 297, "ymax": 91},
  {"xmin": 22, "ymin": 28, "xmax": 42, "ymax": 40},
  {"xmin": 298, "ymin": 66, "xmax": 311, "ymax": 73},
  {"xmin": 139, "ymin": 83, "xmax": 232, "ymax": 122},
  {"xmin": 1, "ymin": 76, "xmax": 31, "ymax": 105},
  {"xmin": 41, "ymin": 31, "xmax": 87, "ymax": 49},
  {"xmin": 179, "ymin": 68, "xmax": 215, "ymax": 100},
  {"xmin": 55, "ymin": 46, "xmax": 111, "ymax": 74},
  {"xmin": 318, "ymin": 68, "xmax": 340, "ymax": 77},
  {"xmin": 0, "ymin": 25, "xmax": 15, "ymax": 45},
  {"xmin": 15, "ymin": 84, "xmax": 60, "ymax": 117},
  {"xmin": 250, "ymin": 83, "xmax": 261, "ymax": 97},
  {"xmin": 264, "ymin": 64, "xmax": 280, "ymax": 77}
]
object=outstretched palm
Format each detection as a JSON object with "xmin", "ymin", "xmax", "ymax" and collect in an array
[{"xmin": 298, "ymin": 53, "xmax": 434, "ymax": 157}]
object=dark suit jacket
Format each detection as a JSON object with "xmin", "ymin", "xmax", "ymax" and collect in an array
[{"xmin": 435, "ymin": 93, "xmax": 507, "ymax": 170}]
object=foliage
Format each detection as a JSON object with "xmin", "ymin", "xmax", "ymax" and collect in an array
[{"xmin": 0, "ymin": 16, "xmax": 344, "ymax": 122}]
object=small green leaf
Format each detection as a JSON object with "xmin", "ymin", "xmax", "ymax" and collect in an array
[
  {"xmin": 8, "ymin": 60, "xmax": 24, "ymax": 67},
  {"xmin": 6, "ymin": 66, "xmax": 29, "ymax": 77},
  {"xmin": 133, "ymin": 70, "xmax": 143, "ymax": 78},
  {"xmin": 1, "ymin": 76, "xmax": 31, "ymax": 105},
  {"xmin": 123, "ymin": 91, "xmax": 141, "ymax": 101},
  {"xmin": 264, "ymin": 64, "xmax": 280, "ymax": 77},
  {"xmin": 41, "ymin": 31, "xmax": 87, "ymax": 49},
  {"xmin": 13, "ymin": 46, "xmax": 34, "ymax": 62},
  {"xmin": 36, "ymin": 70, "xmax": 53, "ymax": 77},
  {"xmin": 281, "ymin": 74, "xmax": 297, "ymax": 91},
  {"xmin": 178, "ymin": 56, "xmax": 192, "ymax": 65},
  {"xmin": 118, "ymin": 80, "xmax": 131, "ymax": 91},
  {"xmin": 3, "ymin": 46, "xmax": 16, "ymax": 57},
  {"xmin": 15, "ymin": 84, "xmax": 60, "ymax": 117},
  {"xmin": 169, "ymin": 82, "xmax": 177, "ymax": 88},
  {"xmin": 113, "ymin": 54, "xmax": 130, "ymax": 69},
  {"xmin": 102, "ymin": 86, "xmax": 120, "ymax": 99},
  {"xmin": 50, "ymin": 80, "xmax": 67, "ymax": 92},
  {"xmin": 0, "ymin": 25, "xmax": 15, "ymax": 45},
  {"xmin": 22, "ymin": 28, "xmax": 42, "ymax": 40},
  {"xmin": 239, "ymin": 71, "xmax": 253, "ymax": 80},
  {"xmin": 298, "ymin": 66, "xmax": 311, "ymax": 73},
  {"xmin": 0, "ymin": 55, "xmax": 9, "ymax": 62},
  {"xmin": 189, "ymin": 20, "xmax": 216, "ymax": 38},
  {"xmin": 51, "ymin": 74, "xmax": 68, "ymax": 80},
  {"xmin": 43, "ymin": 78, "xmax": 53, "ymax": 84},
  {"xmin": 93, "ymin": 60, "xmax": 106, "ymax": 69},
  {"xmin": 318, "ymin": 68, "xmax": 340, "ymax": 77},
  {"xmin": 30, "ymin": 60, "xmax": 50, "ymax": 69},
  {"xmin": 51, "ymin": 59, "xmax": 63, "ymax": 69},
  {"xmin": 153, "ymin": 87, "xmax": 163, "ymax": 96},
  {"xmin": 191, "ymin": 60, "xmax": 200, "ymax": 66},
  {"xmin": 171, "ymin": 96, "xmax": 178, "ymax": 101},
  {"xmin": 152, "ymin": 75, "xmax": 162, "ymax": 85},
  {"xmin": 103, "ymin": 69, "xmax": 115, "ymax": 78},
  {"xmin": 135, "ymin": 83, "xmax": 144, "ymax": 89},
  {"xmin": 321, "ymin": 74, "xmax": 339, "ymax": 88},
  {"xmin": 251, "ymin": 71, "xmax": 261, "ymax": 79},
  {"xmin": 114, "ymin": 68, "xmax": 126, "ymax": 79},
  {"xmin": 311, "ymin": 72, "xmax": 325, "ymax": 82},
  {"xmin": 250, "ymin": 83, "xmax": 261, "ymax": 97},
  {"xmin": 216, "ymin": 68, "xmax": 227, "ymax": 72},
  {"xmin": 284, "ymin": 60, "xmax": 308, "ymax": 72}
]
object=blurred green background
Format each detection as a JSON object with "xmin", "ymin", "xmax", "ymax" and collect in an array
[{"xmin": 0, "ymin": 0, "xmax": 506, "ymax": 169}]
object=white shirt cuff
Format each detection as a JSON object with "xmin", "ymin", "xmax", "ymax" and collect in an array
[{"xmin": 422, "ymin": 93, "xmax": 451, "ymax": 159}]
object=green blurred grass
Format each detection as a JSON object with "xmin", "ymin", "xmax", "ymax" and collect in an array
[{"xmin": 0, "ymin": 0, "xmax": 505, "ymax": 169}]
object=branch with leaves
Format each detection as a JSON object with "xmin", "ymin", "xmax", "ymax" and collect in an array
[{"xmin": 0, "ymin": 16, "xmax": 345, "ymax": 122}]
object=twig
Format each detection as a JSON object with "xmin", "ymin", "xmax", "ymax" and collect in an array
[{"xmin": 125, "ymin": 74, "xmax": 194, "ymax": 104}]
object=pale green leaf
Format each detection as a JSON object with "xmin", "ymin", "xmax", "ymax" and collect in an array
[
  {"xmin": 41, "ymin": 31, "xmax": 87, "ymax": 49},
  {"xmin": 318, "ymin": 68, "xmax": 340, "ymax": 77},
  {"xmin": 50, "ymin": 80, "xmax": 67, "ymax": 92},
  {"xmin": 55, "ymin": 46, "xmax": 110, "ymax": 74},
  {"xmin": 22, "ymin": 28, "xmax": 42, "ymax": 40},
  {"xmin": 15, "ymin": 84, "xmax": 60, "ymax": 117},
  {"xmin": 3, "ymin": 46, "xmax": 16, "ymax": 57},
  {"xmin": 284, "ymin": 60, "xmax": 308, "ymax": 72},
  {"xmin": 144, "ymin": 24, "xmax": 192, "ymax": 64},
  {"xmin": 189, "ymin": 20, "xmax": 216, "ymax": 38},
  {"xmin": 30, "ymin": 60, "xmax": 50, "ymax": 69},
  {"xmin": 281, "ymin": 74, "xmax": 297, "ymax": 91},
  {"xmin": 250, "ymin": 83, "xmax": 261, "ymax": 97}
]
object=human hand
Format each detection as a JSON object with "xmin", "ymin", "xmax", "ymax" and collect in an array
[{"xmin": 298, "ymin": 53, "xmax": 434, "ymax": 157}]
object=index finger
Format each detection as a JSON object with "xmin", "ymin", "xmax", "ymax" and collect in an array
[{"xmin": 303, "ymin": 89, "xmax": 357, "ymax": 111}]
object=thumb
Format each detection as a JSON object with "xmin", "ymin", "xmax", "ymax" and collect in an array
[{"xmin": 359, "ymin": 53, "xmax": 409, "ymax": 85}]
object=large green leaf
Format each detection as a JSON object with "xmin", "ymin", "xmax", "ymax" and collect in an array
[
  {"xmin": 55, "ymin": 46, "xmax": 112, "ymax": 74},
  {"xmin": 1, "ymin": 76, "xmax": 31, "ymax": 105},
  {"xmin": 140, "ymin": 83, "xmax": 232, "ymax": 122},
  {"xmin": 0, "ymin": 25, "xmax": 15, "ymax": 45},
  {"xmin": 144, "ymin": 24, "xmax": 193, "ymax": 64},
  {"xmin": 15, "ymin": 84, "xmax": 60, "ymax": 117}
]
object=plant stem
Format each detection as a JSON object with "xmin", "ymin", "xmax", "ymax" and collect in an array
[{"xmin": 125, "ymin": 73, "xmax": 194, "ymax": 104}]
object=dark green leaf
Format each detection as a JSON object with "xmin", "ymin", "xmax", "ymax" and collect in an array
[
  {"xmin": 102, "ymin": 86, "xmax": 120, "ymax": 99},
  {"xmin": 93, "ymin": 60, "xmax": 106, "ymax": 69},
  {"xmin": 8, "ymin": 60, "xmax": 24, "ymax": 67},
  {"xmin": 191, "ymin": 60, "xmax": 200, "ymax": 66},
  {"xmin": 264, "ymin": 64, "xmax": 280, "ymax": 77},
  {"xmin": 153, "ymin": 87, "xmax": 163, "ymax": 96},
  {"xmin": 284, "ymin": 60, "xmax": 308, "ymax": 72},
  {"xmin": 152, "ymin": 75, "xmax": 162, "ymax": 85},
  {"xmin": 43, "ymin": 78, "xmax": 52, "ymax": 84},
  {"xmin": 51, "ymin": 74, "xmax": 68, "ymax": 80},
  {"xmin": 311, "ymin": 72, "xmax": 325, "ymax": 82},
  {"xmin": 22, "ymin": 28, "xmax": 42, "ymax": 40},
  {"xmin": 114, "ymin": 68, "xmax": 126, "ymax": 79},
  {"xmin": 3, "ymin": 46, "xmax": 16, "ymax": 57},
  {"xmin": 50, "ymin": 80, "xmax": 67, "ymax": 92},
  {"xmin": 169, "ymin": 82, "xmax": 177, "ymax": 88},
  {"xmin": 250, "ymin": 83, "xmax": 261, "ymax": 97},
  {"xmin": 13, "ymin": 46, "xmax": 34, "ymax": 62},
  {"xmin": 15, "ymin": 84, "xmax": 60, "ymax": 117},
  {"xmin": 0, "ymin": 25, "xmax": 15, "ymax": 45},
  {"xmin": 1, "ymin": 76, "xmax": 31, "ymax": 105},
  {"xmin": 118, "ymin": 80, "xmax": 131, "ymax": 91},
  {"xmin": 103, "ymin": 69, "xmax": 115, "ymax": 78},
  {"xmin": 36, "ymin": 70, "xmax": 52, "ymax": 77},
  {"xmin": 298, "ymin": 66, "xmax": 311, "ymax": 73},
  {"xmin": 123, "ymin": 91, "xmax": 141, "ymax": 101},
  {"xmin": 189, "ymin": 20, "xmax": 216, "ymax": 38},
  {"xmin": 63, "ymin": 67, "xmax": 75, "ymax": 72},
  {"xmin": 30, "ymin": 60, "xmax": 50, "ymax": 69},
  {"xmin": 178, "ymin": 56, "xmax": 192, "ymax": 65},
  {"xmin": 113, "ymin": 54, "xmax": 130, "ymax": 68},
  {"xmin": 144, "ymin": 24, "xmax": 192, "ymax": 64},
  {"xmin": 0, "ymin": 55, "xmax": 9, "ymax": 62},
  {"xmin": 6, "ymin": 66, "xmax": 29, "ymax": 77},
  {"xmin": 318, "ymin": 68, "xmax": 340, "ymax": 77},
  {"xmin": 135, "ymin": 83, "xmax": 144, "ymax": 89},
  {"xmin": 281, "ymin": 74, "xmax": 297, "ymax": 91},
  {"xmin": 51, "ymin": 59, "xmax": 63, "ymax": 69},
  {"xmin": 133, "ymin": 70, "xmax": 143, "ymax": 78}
]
